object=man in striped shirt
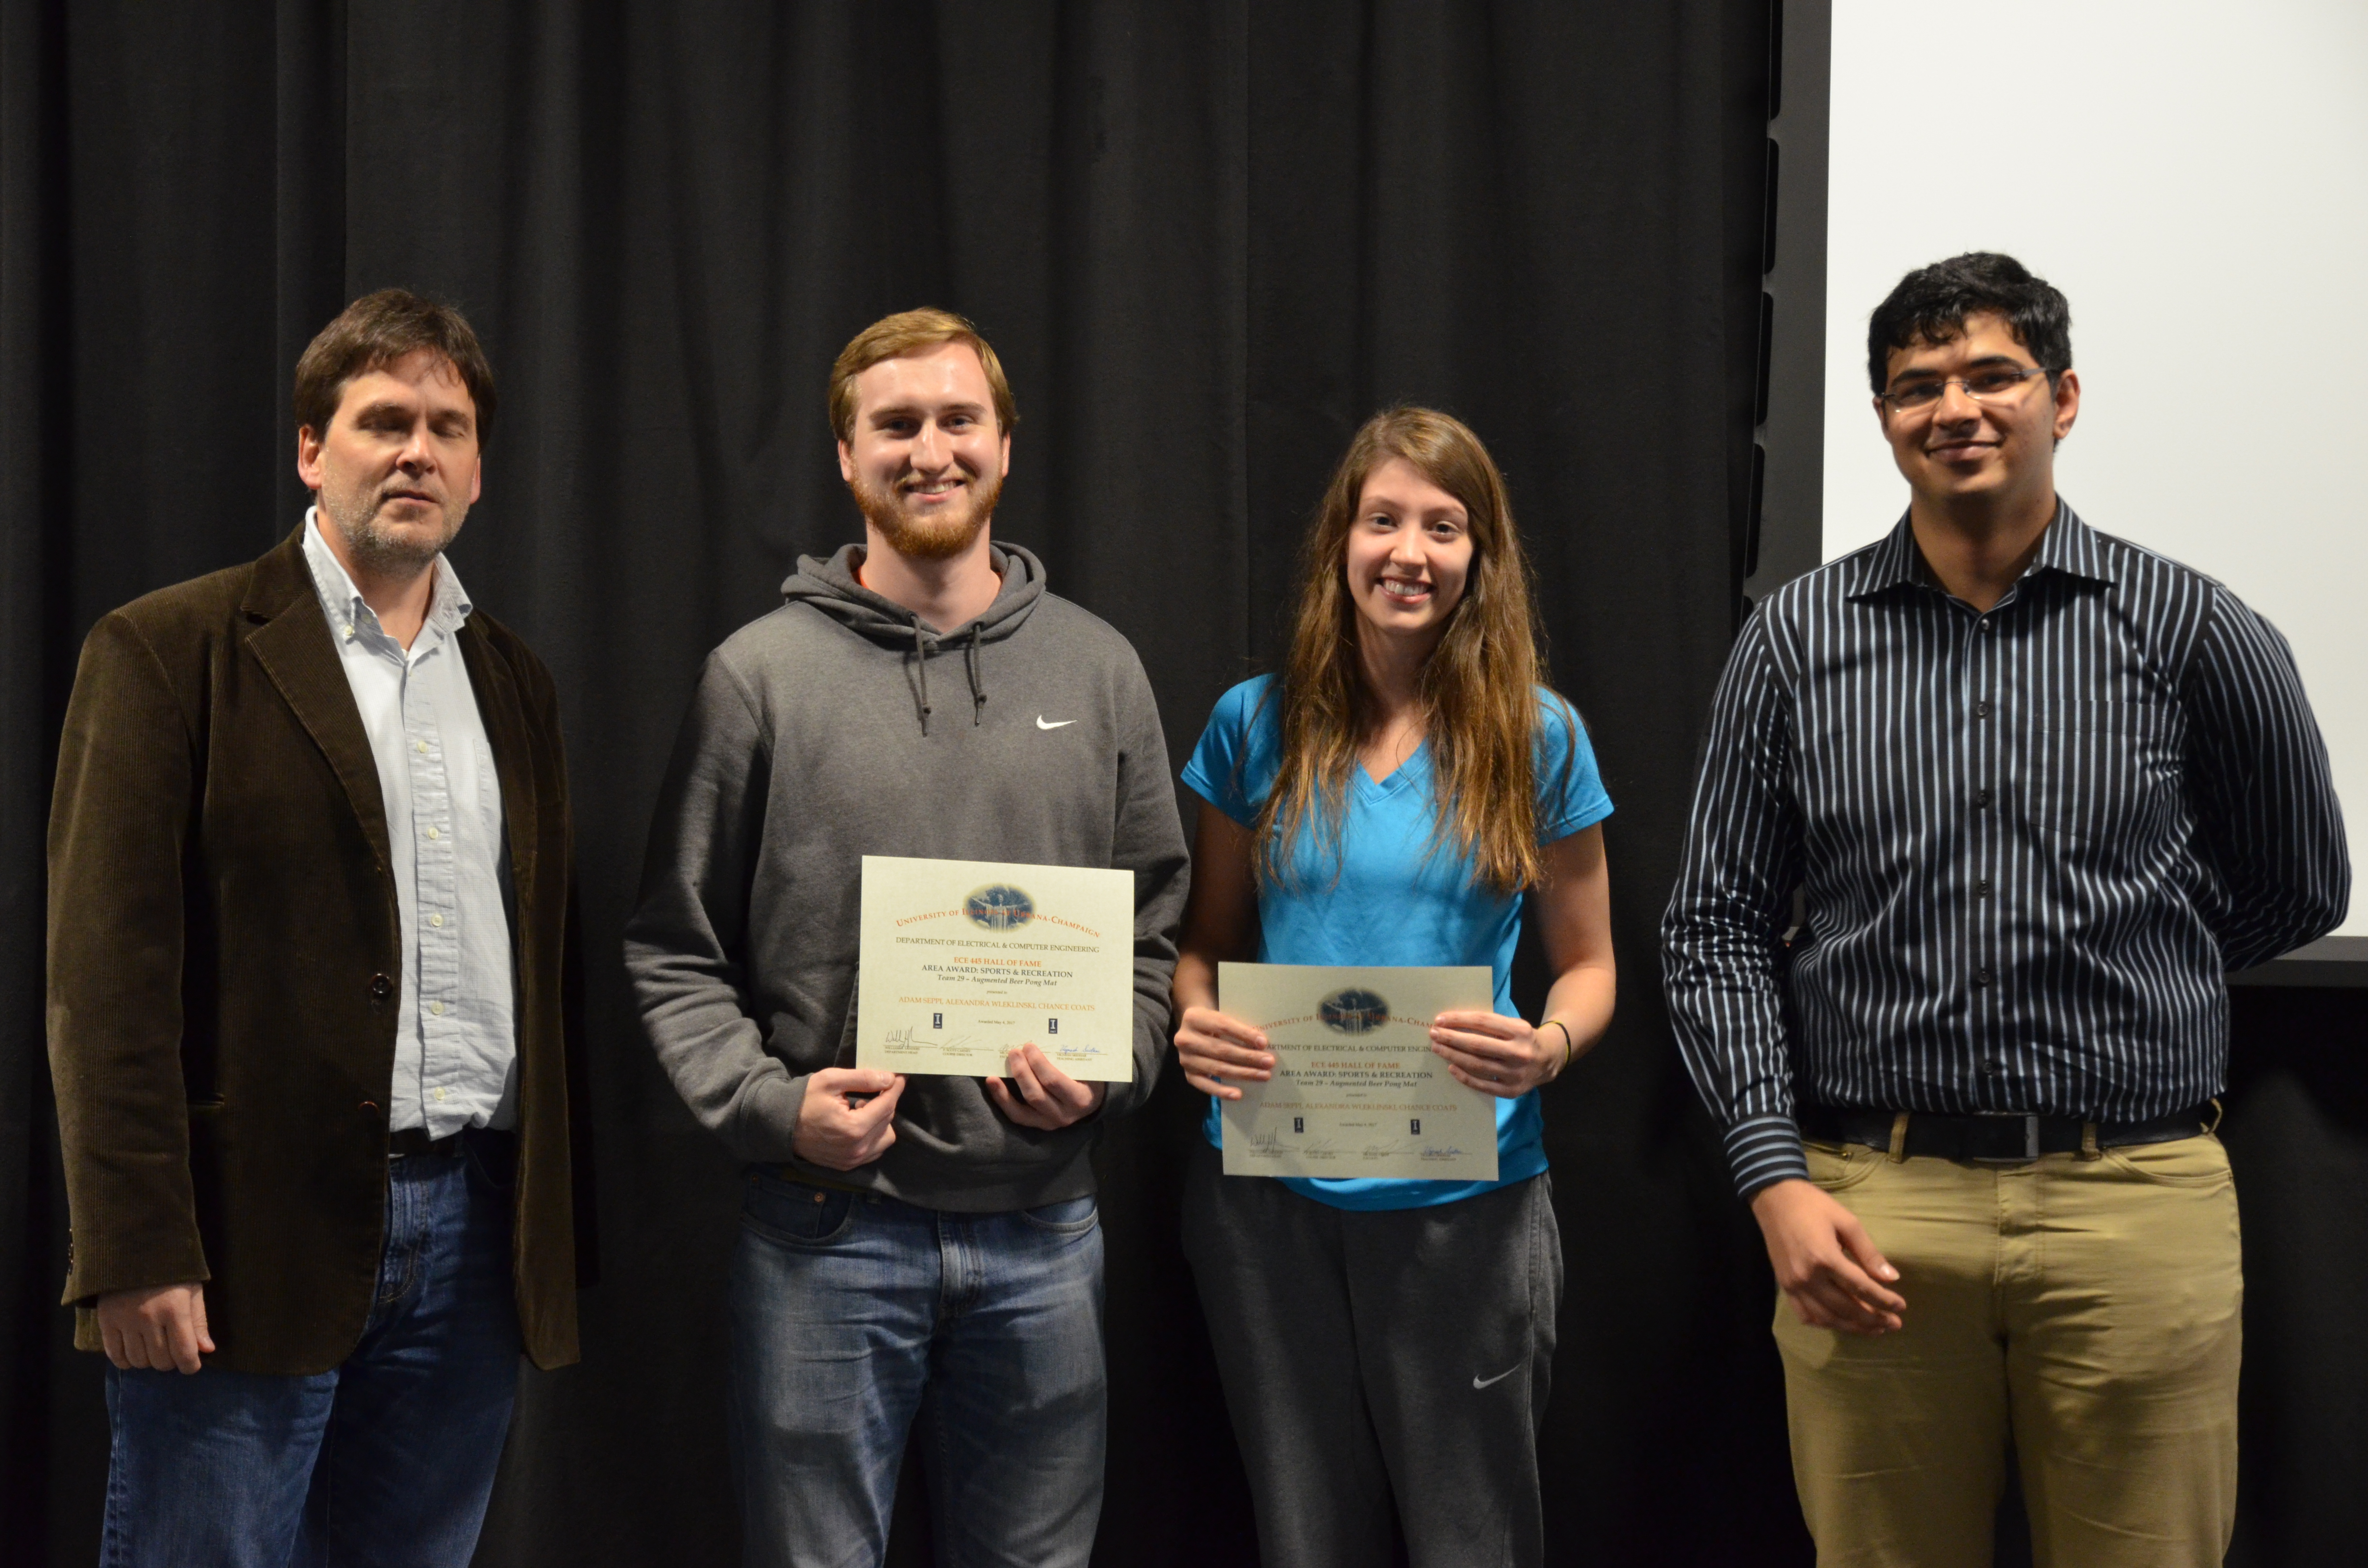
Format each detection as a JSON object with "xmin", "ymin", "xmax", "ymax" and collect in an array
[{"xmin": 1663, "ymin": 252, "xmax": 2348, "ymax": 1568}]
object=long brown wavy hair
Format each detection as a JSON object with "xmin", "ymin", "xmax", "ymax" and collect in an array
[{"xmin": 1253, "ymin": 406, "xmax": 1574, "ymax": 894}]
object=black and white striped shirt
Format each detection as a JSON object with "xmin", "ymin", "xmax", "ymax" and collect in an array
[{"xmin": 1662, "ymin": 503, "xmax": 2350, "ymax": 1198}]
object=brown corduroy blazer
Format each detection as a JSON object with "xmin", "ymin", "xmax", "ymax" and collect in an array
[{"xmin": 46, "ymin": 526, "xmax": 591, "ymax": 1374}]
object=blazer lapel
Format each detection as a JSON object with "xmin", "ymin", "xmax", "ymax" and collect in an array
[
  {"xmin": 459, "ymin": 622, "xmax": 539, "ymax": 890},
  {"xmin": 242, "ymin": 530, "xmax": 394, "ymax": 876}
]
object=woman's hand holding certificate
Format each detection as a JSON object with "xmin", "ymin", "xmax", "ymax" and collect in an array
[
  {"xmin": 1173, "ymin": 1007, "xmax": 1273, "ymax": 1099},
  {"xmin": 1428, "ymin": 1010, "xmax": 1566, "ymax": 1097}
]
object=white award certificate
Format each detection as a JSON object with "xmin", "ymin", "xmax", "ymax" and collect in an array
[
  {"xmin": 856, "ymin": 855, "xmax": 1137, "ymax": 1082},
  {"xmin": 1217, "ymin": 962, "xmax": 1499, "ymax": 1181}
]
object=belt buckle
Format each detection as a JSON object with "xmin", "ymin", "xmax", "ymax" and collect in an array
[{"xmin": 1968, "ymin": 1112, "xmax": 2040, "ymax": 1164}]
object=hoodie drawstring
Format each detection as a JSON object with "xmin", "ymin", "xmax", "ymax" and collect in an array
[
  {"xmin": 911, "ymin": 619, "xmax": 932, "ymax": 735},
  {"xmin": 908, "ymin": 619, "xmax": 989, "ymax": 735},
  {"xmin": 966, "ymin": 625, "xmax": 987, "ymax": 725}
]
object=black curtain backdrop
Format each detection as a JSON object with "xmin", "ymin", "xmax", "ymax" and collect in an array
[{"xmin": 2, "ymin": 5, "xmax": 2359, "ymax": 1566}]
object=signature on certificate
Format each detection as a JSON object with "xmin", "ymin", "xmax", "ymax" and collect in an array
[
  {"xmin": 883, "ymin": 1026, "xmax": 980, "ymax": 1052},
  {"xmin": 1249, "ymin": 1127, "xmax": 1339, "ymax": 1155},
  {"xmin": 1355, "ymin": 1139, "xmax": 1471, "ymax": 1160}
]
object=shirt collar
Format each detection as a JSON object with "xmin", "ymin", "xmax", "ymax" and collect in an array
[
  {"xmin": 301, "ymin": 506, "xmax": 473, "ymax": 643},
  {"xmin": 1850, "ymin": 497, "xmax": 2112, "ymax": 600},
  {"xmin": 2031, "ymin": 500, "xmax": 2111, "ymax": 584}
]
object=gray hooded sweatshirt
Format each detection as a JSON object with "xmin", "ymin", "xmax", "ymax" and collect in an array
[{"xmin": 625, "ymin": 542, "xmax": 1190, "ymax": 1211}]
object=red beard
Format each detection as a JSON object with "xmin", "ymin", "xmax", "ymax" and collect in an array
[{"xmin": 848, "ymin": 468, "xmax": 1001, "ymax": 561}]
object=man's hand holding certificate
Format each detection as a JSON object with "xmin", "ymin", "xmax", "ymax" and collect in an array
[
  {"xmin": 857, "ymin": 855, "xmax": 1136, "ymax": 1084},
  {"xmin": 1217, "ymin": 962, "xmax": 1499, "ymax": 1181}
]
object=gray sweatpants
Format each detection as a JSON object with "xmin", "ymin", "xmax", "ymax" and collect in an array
[{"xmin": 1181, "ymin": 1142, "xmax": 1562, "ymax": 1568}]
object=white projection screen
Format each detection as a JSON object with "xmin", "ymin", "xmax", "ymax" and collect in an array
[{"xmin": 1820, "ymin": 0, "xmax": 2367, "ymax": 942}]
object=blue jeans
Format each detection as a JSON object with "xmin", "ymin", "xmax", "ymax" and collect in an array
[
  {"xmin": 100, "ymin": 1134, "xmax": 522, "ymax": 1568},
  {"xmin": 728, "ymin": 1170, "xmax": 1108, "ymax": 1568}
]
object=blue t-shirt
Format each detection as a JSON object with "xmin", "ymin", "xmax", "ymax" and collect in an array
[{"xmin": 1180, "ymin": 675, "xmax": 1614, "ymax": 1211}]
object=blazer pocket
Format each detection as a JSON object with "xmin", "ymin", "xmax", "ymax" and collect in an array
[{"xmin": 185, "ymin": 1098, "xmax": 230, "ymax": 1194}]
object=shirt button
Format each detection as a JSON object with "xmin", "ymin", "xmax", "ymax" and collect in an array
[
  {"xmin": 1978, "ymin": 619, "xmax": 1992, "ymax": 633},
  {"xmin": 433, "ymin": 1087, "xmax": 448, "ymax": 1102},
  {"xmin": 430, "ymin": 913, "xmax": 444, "ymax": 928},
  {"xmin": 425, "ymin": 825, "xmax": 440, "ymax": 841},
  {"xmin": 1976, "ymin": 699, "xmax": 1991, "ymax": 719},
  {"xmin": 430, "ymin": 1000, "xmax": 447, "ymax": 1017},
  {"xmin": 370, "ymin": 974, "xmax": 394, "ymax": 1000},
  {"xmin": 1974, "ymin": 788, "xmax": 1992, "ymax": 808},
  {"xmin": 416, "ymin": 739, "xmax": 430, "ymax": 754},
  {"xmin": 1983, "ymin": 1060, "xmax": 2003, "ymax": 1076},
  {"xmin": 1977, "ymin": 878, "xmax": 1991, "ymax": 898},
  {"xmin": 1975, "ymin": 968, "xmax": 1992, "ymax": 986}
]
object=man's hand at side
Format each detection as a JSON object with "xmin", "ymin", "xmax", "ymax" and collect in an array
[
  {"xmin": 985, "ymin": 1044, "xmax": 1108, "ymax": 1131},
  {"xmin": 792, "ymin": 1068, "xmax": 906, "ymax": 1170},
  {"xmin": 1751, "ymin": 1177, "xmax": 1906, "ymax": 1335},
  {"xmin": 97, "ymin": 1282, "xmax": 213, "ymax": 1373}
]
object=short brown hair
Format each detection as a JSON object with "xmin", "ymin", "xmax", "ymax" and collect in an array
[
  {"xmin": 293, "ymin": 289, "xmax": 498, "ymax": 448},
  {"xmin": 828, "ymin": 307, "xmax": 1016, "ymax": 445}
]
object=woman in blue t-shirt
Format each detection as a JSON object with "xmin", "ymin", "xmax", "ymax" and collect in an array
[{"xmin": 1171, "ymin": 406, "xmax": 1616, "ymax": 1568}]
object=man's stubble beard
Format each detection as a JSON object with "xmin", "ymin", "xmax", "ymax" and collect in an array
[
  {"xmin": 850, "ymin": 468, "xmax": 1000, "ymax": 562},
  {"xmin": 320, "ymin": 480, "xmax": 469, "ymax": 579}
]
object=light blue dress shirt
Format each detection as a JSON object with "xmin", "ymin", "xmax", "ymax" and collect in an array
[{"xmin": 302, "ymin": 510, "xmax": 518, "ymax": 1136}]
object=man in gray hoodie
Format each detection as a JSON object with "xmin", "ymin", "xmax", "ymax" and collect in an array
[{"xmin": 626, "ymin": 308, "xmax": 1189, "ymax": 1568}]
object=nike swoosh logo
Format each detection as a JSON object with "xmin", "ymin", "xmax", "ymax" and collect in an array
[
  {"xmin": 1472, "ymin": 1365, "xmax": 1520, "ymax": 1390},
  {"xmin": 1036, "ymin": 716, "xmax": 1076, "ymax": 730}
]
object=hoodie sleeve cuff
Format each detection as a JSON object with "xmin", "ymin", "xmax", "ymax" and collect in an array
[
  {"xmin": 1725, "ymin": 1114, "xmax": 1810, "ymax": 1200},
  {"xmin": 726, "ymin": 1068, "xmax": 810, "ymax": 1165}
]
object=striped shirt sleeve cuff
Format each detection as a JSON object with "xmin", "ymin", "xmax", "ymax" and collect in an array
[{"xmin": 1723, "ymin": 1114, "xmax": 1810, "ymax": 1200}]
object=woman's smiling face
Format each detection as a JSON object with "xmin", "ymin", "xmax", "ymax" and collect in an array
[{"xmin": 1344, "ymin": 455, "xmax": 1474, "ymax": 655}]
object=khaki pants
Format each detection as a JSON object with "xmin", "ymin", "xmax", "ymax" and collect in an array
[{"xmin": 1775, "ymin": 1134, "xmax": 2242, "ymax": 1568}]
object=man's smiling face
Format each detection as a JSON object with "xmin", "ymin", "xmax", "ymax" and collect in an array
[
  {"xmin": 1876, "ymin": 310, "xmax": 2078, "ymax": 511},
  {"xmin": 837, "ymin": 341, "xmax": 1011, "ymax": 562},
  {"xmin": 297, "ymin": 348, "xmax": 483, "ymax": 576}
]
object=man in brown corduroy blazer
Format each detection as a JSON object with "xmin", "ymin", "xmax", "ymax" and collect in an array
[{"xmin": 47, "ymin": 290, "xmax": 590, "ymax": 1566}]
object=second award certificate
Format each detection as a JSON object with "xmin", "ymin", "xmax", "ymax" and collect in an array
[
  {"xmin": 1218, "ymin": 962, "xmax": 1499, "ymax": 1181},
  {"xmin": 856, "ymin": 855, "xmax": 1136, "ymax": 1082}
]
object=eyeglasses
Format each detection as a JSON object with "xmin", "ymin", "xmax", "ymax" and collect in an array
[{"xmin": 1880, "ymin": 364, "xmax": 2052, "ymax": 414}]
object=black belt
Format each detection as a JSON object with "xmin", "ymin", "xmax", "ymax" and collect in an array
[
  {"xmin": 1797, "ymin": 1102, "xmax": 2219, "ymax": 1163},
  {"xmin": 388, "ymin": 1127, "xmax": 515, "ymax": 1160}
]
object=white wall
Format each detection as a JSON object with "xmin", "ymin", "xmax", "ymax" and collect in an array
[{"xmin": 1824, "ymin": 0, "xmax": 2366, "ymax": 935}]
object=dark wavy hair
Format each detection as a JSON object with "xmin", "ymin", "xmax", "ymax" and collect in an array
[
  {"xmin": 293, "ymin": 289, "xmax": 498, "ymax": 448},
  {"xmin": 1866, "ymin": 252, "xmax": 2072, "ymax": 394}
]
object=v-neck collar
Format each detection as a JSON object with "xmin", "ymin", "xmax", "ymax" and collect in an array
[{"xmin": 1357, "ymin": 740, "xmax": 1430, "ymax": 801}]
